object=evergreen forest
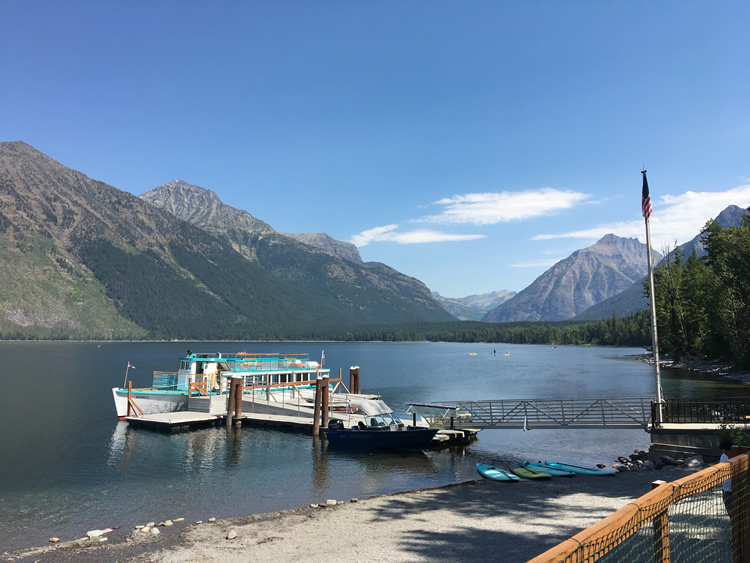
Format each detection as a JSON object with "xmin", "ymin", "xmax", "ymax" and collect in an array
[{"xmin": 648, "ymin": 212, "xmax": 750, "ymax": 369}]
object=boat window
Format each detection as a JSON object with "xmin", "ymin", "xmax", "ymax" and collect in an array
[{"xmin": 368, "ymin": 415, "xmax": 388, "ymax": 428}]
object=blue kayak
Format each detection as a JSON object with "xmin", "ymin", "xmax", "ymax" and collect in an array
[
  {"xmin": 522, "ymin": 461, "xmax": 576, "ymax": 477},
  {"xmin": 477, "ymin": 463, "xmax": 520, "ymax": 482},
  {"xmin": 541, "ymin": 461, "xmax": 617, "ymax": 476}
]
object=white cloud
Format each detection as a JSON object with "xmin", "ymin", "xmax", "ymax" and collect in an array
[
  {"xmin": 350, "ymin": 225, "xmax": 485, "ymax": 247},
  {"xmin": 533, "ymin": 185, "xmax": 750, "ymax": 251},
  {"xmin": 420, "ymin": 189, "xmax": 590, "ymax": 225},
  {"xmin": 349, "ymin": 224, "xmax": 400, "ymax": 247}
]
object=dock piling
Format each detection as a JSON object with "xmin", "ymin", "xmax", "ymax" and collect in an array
[
  {"xmin": 234, "ymin": 377, "xmax": 243, "ymax": 427},
  {"xmin": 226, "ymin": 377, "xmax": 237, "ymax": 426},
  {"xmin": 349, "ymin": 367, "xmax": 360, "ymax": 394},
  {"xmin": 313, "ymin": 376, "xmax": 322, "ymax": 437},
  {"xmin": 321, "ymin": 375, "xmax": 329, "ymax": 428}
]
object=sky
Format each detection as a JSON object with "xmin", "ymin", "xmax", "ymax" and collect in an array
[{"xmin": 2, "ymin": 1, "xmax": 749, "ymax": 297}]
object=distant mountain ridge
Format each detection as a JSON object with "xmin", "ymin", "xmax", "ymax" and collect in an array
[
  {"xmin": 0, "ymin": 142, "xmax": 453, "ymax": 339},
  {"xmin": 483, "ymin": 234, "xmax": 659, "ymax": 322},
  {"xmin": 141, "ymin": 180, "xmax": 453, "ymax": 326},
  {"xmin": 432, "ymin": 290, "xmax": 516, "ymax": 321},
  {"xmin": 281, "ymin": 232, "xmax": 363, "ymax": 264},
  {"xmin": 575, "ymin": 205, "xmax": 750, "ymax": 321}
]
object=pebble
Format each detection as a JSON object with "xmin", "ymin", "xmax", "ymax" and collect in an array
[
  {"xmin": 86, "ymin": 530, "xmax": 105, "ymax": 538},
  {"xmin": 163, "ymin": 520, "xmax": 173, "ymax": 527},
  {"xmin": 208, "ymin": 517, "xmax": 217, "ymax": 523},
  {"xmin": 49, "ymin": 537, "xmax": 59, "ymax": 543},
  {"xmin": 326, "ymin": 499, "xmax": 337, "ymax": 506},
  {"xmin": 151, "ymin": 527, "xmax": 161, "ymax": 536},
  {"xmin": 227, "ymin": 530, "xmax": 237, "ymax": 540},
  {"xmin": 173, "ymin": 517, "xmax": 185, "ymax": 522}
]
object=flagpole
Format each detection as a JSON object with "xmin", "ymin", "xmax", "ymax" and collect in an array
[{"xmin": 642, "ymin": 169, "xmax": 663, "ymax": 424}]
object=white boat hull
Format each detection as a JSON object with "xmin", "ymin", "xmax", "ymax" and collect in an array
[{"xmin": 112, "ymin": 388, "xmax": 188, "ymax": 418}]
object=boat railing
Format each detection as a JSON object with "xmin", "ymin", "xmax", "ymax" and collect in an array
[
  {"xmin": 238, "ymin": 376, "xmax": 351, "ymax": 415},
  {"xmin": 189, "ymin": 381, "xmax": 208, "ymax": 397},
  {"xmin": 150, "ymin": 371, "xmax": 180, "ymax": 391},
  {"xmin": 224, "ymin": 357, "xmax": 319, "ymax": 373},
  {"xmin": 235, "ymin": 375, "xmax": 341, "ymax": 391}
]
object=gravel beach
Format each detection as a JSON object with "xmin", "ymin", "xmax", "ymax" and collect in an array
[{"xmin": 7, "ymin": 464, "xmax": 699, "ymax": 562}]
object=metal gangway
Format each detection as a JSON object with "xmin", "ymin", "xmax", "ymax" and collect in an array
[{"xmin": 406, "ymin": 397, "xmax": 654, "ymax": 430}]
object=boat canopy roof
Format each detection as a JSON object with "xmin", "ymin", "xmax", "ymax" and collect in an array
[{"xmin": 349, "ymin": 399, "xmax": 393, "ymax": 416}]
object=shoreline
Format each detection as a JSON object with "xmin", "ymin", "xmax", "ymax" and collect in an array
[
  {"xmin": 636, "ymin": 353, "xmax": 750, "ymax": 386},
  {"xmin": 6, "ymin": 465, "xmax": 701, "ymax": 562}
]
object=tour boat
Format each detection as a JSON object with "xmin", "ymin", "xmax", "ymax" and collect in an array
[{"xmin": 112, "ymin": 351, "xmax": 329, "ymax": 419}]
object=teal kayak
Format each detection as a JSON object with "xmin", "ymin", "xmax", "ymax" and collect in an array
[
  {"xmin": 477, "ymin": 463, "xmax": 520, "ymax": 482},
  {"xmin": 509, "ymin": 463, "xmax": 551, "ymax": 479},
  {"xmin": 541, "ymin": 461, "xmax": 617, "ymax": 476},
  {"xmin": 523, "ymin": 461, "xmax": 576, "ymax": 477}
]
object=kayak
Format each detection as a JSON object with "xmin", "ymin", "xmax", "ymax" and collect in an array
[
  {"xmin": 522, "ymin": 461, "xmax": 576, "ymax": 477},
  {"xmin": 541, "ymin": 461, "xmax": 617, "ymax": 476},
  {"xmin": 509, "ymin": 463, "xmax": 551, "ymax": 479},
  {"xmin": 477, "ymin": 463, "xmax": 520, "ymax": 482}
]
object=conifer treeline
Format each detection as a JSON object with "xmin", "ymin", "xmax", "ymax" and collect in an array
[{"xmin": 649, "ymin": 212, "xmax": 750, "ymax": 369}]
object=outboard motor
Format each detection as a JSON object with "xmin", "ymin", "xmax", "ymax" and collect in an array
[{"xmin": 328, "ymin": 418, "xmax": 344, "ymax": 430}]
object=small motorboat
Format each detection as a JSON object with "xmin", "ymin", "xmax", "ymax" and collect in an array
[{"xmin": 323, "ymin": 399, "xmax": 438, "ymax": 449}]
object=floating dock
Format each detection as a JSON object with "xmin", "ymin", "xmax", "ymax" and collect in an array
[{"xmin": 124, "ymin": 409, "xmax": 478, "ymax": 446}]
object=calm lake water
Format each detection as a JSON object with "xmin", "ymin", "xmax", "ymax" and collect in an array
[{"xmin": 0, "ymin": 341, "xmax": 747, "ymax": 550}]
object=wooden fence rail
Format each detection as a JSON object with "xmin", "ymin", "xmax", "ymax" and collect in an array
[{"xmin": 531, "ymin": 448, "xmax": 750, "ymax": 562}]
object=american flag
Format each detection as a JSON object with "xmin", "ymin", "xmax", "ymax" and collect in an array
[{"xmin": 641, "ymin": 170, "xmax": 652, "ymax": 220}]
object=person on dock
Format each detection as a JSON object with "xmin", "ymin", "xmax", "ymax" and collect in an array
[{"xmin": 720, "ymin": 439, "xmax": 733, "ymax": 512}]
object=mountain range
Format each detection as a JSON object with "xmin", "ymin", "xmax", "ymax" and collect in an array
[
  {"xmin": 574, "ymin": 205, "xmax": 750, "ymax": 321},
  {"xmin": 482, "ymin": 234, "xmax": 660, "ymax": 322},
  {"xmin": 431, "ymin": 290, "xmax": 516, "ymax": 321},
  {"xmin": 1, "ymin": 141, "xmax": 745, "ymax": 339},
  {"xmin": 0, "ymin": 142, "xmax": 452, "ymax": 339}
]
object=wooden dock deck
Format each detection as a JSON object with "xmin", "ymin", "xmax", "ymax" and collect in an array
[{"xmin": 124, "ymin": 411, "xmax": 224, "ymax": 431}]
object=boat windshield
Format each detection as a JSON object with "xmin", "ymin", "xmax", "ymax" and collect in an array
[{"xmin": 366, "ymin": 413, "xmax": 403, "ymax": 428}]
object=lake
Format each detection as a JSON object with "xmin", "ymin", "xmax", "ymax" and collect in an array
[{"xmin": 0, "ymin": 341, "xmax": 746, "ymax": 550}]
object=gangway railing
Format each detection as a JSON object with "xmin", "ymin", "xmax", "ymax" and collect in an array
[{"xmin": 407, "ymin": 397, "xmax": 654, "ymax": 430}]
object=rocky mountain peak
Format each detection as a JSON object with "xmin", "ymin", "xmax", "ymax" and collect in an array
[
  {"xmin": 281, "ymin": 232, "xmax": 363, "ymax": 264},
  {"xmin": 483, "ymin": 234, "xmax": 657, "ymax": 322},
  {"xmin": 140, "ymin": 180, "xmax": 275, "ymax": 235}
]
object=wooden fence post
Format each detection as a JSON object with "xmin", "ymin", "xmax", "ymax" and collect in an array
[
  {"xmin": 651, "ymin": 480, "xmax": 670, "ymax": 562},
  {"xmin": 729, "ymin": 453, "xmax": 750, "ymax": 563},
  {"xmin": 127, "ymin": 381, "xmax": 132, "ymax": 417}
]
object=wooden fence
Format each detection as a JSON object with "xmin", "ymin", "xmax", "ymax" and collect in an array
[{"xmin": 531, "ymin": 448, "xmax": 750, "ymax": 562}]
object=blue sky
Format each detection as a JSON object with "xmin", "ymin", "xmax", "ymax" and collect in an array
[{"xmin": 2, "ymin": 1, "xmax": 749, "ymax": 296}]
